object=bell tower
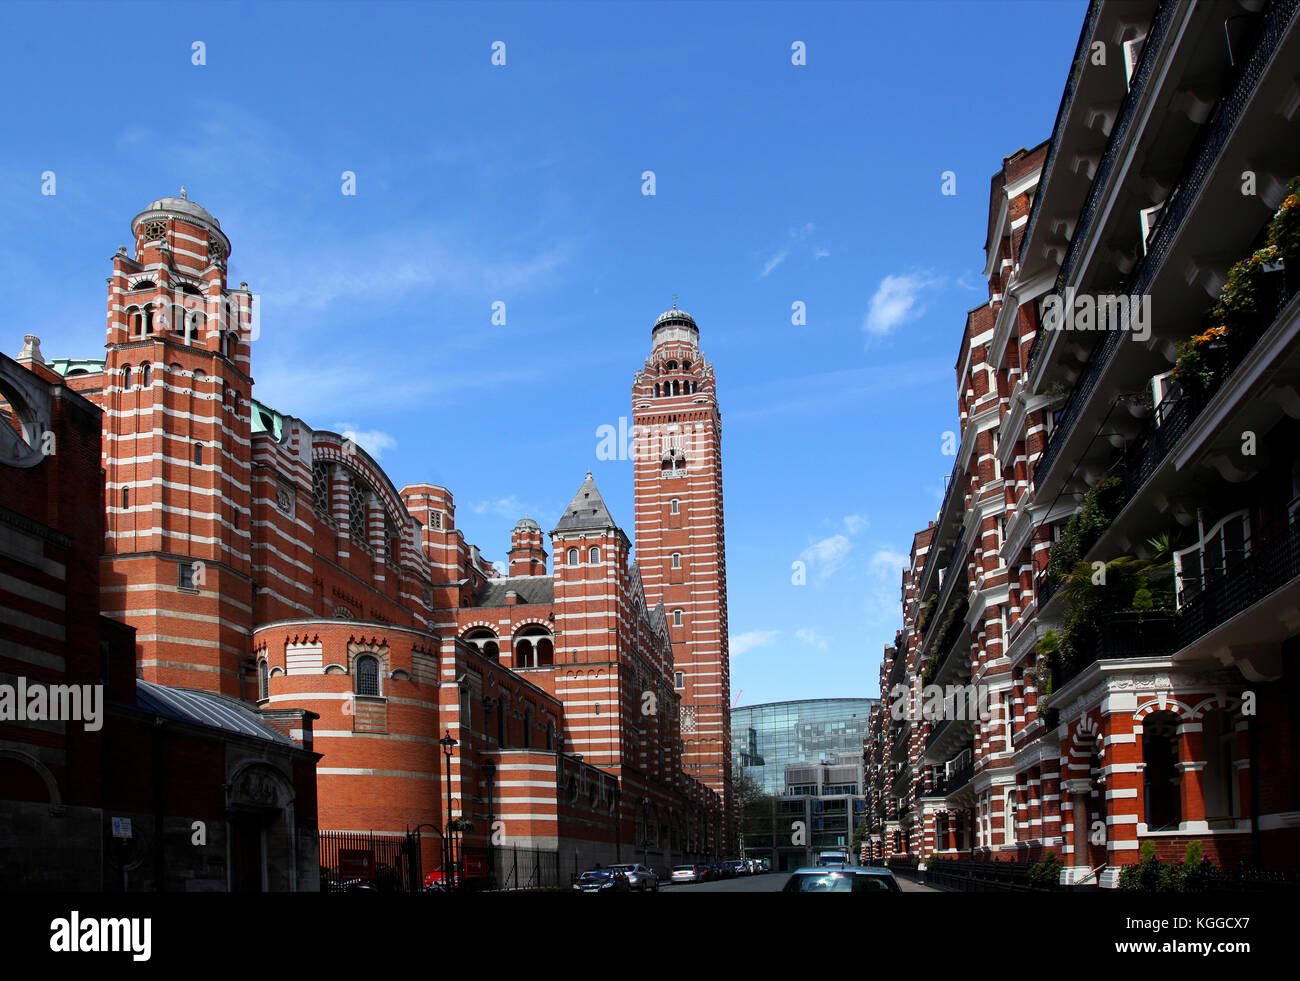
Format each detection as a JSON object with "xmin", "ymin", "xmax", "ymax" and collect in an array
[
  {"xmin": 631, "ymin": 303, "xmax": 733, "ymax": 848},
  {"xmin": 101, "ymin": 191, "xmax": 255, "ymax": 696}
]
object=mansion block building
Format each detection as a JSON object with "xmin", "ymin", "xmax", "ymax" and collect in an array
[
  {"xmin": 865, "ymin": 0, "xmax": 1300, "ymax": 886},
  {"xmin": 2, "ymin": 191, "xmax": 729, "ymax": 886}
]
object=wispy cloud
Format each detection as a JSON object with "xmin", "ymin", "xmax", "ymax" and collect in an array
[
  {"xmin": 334, "ymin": 423, "xmax": 397, "ymax": 461},
  {"xmin": 864, "ymin": 548, "xmax": 910, "ymax": 622},
  {"xmin": 759, "ymin": 222, "xmax": 818, "ymax": 277},
  {"xmin": 252, "ymin": 358, "xmax": 544, "ymax": 424},
  {"xmin": 731, "ymin": 629, "xmax": 781, "ymax": 656},
  {"xmin": 843, "ymin": 513, "xmax": 869, "ymax": 535},
  {"xmin": 800, "ymin": 534, "xmax": 853, "ymax": 582},
  {"xmin": 863, "ymin": 272, "xmax": 942, "ymax": 337},
  {"xmin": 469, "ymin": 495, "xmax": 548, "ymax": 521},
  {"xmin": 796, "ymin": 628, "xmax": 829, "ymax": 649}
]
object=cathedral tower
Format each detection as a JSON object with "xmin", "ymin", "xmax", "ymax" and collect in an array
[
  {"xmin": 631, "ymin": 304, "xmax": 732, "ymax": 846},
  {"xmin": 100, "ymin": 192, "xmax": 255, "ymax": 695}
]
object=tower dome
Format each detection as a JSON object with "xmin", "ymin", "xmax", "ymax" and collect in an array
[
  {"xmin": 651, "ymin": 301, "xmax": 699, "ymax": 353},
  {"xmin": 130, "ymin": 188, "xmax": 230, "ymax": 263},
  {"xmin": 514, "ymin": 516, "xmax": 541, "ymax": 532}
]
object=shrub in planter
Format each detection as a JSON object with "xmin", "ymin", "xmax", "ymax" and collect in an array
[{"xmin": 1028, "ymin": 851, "xmax": 1063, "ymax": 890}]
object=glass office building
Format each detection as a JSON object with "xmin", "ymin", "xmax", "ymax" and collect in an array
[{"xmin": 733, "ymin": 698, "xmax": 877, "ymax": 795}]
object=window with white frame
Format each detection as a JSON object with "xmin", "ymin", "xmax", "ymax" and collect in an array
[
  {"xmin": 670, "ymin": 498, "xmax": 679, "ymax": 514},
  {"xmin": 567, "ymin": 547, "xmax": 579, "ymax": 565},
  {"xmin": 671, "ymin": 552, "xmax": 681, "ymax": 569},
  {"xmin": 1174, "ymin": 510, "xmax": 1249, "ymax": 607},
  {"xmin": 673, "ymin": 609, "xmax": 683, "ymax": 627},
  {"xmin": 588, "ymin": 546, "xmax": 601, "ymax": 563}
]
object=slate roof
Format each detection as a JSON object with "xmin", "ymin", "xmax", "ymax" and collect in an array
[
  {"xmin": 551, "ymin": 472, "xmax": 619, "ymax": 535},
  {"xmin": 475, "ymin": 575, "xmax": 555, "ymax": 607},
  {"xmin": 135, "ymin": 681, "xmax": 295, "ymax": 746}
]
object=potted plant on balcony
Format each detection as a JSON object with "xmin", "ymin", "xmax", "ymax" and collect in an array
[{"xmin": 1267, "ymin": 177, "xmax": 1299, "ymax": 289}]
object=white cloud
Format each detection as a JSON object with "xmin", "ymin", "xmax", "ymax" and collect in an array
[
  {"xmin": 469, "ymin": 495, "xmax": 542, "ymax": 520},
  {"xmin": 814, "ymin": 247, "xmax": 830, "ymax": 259},
  {"xmin": 863, "ymin": 272, "xmax": 941, "ymax": 337},
  {"xmin": 843, "ymin": 513, "xmax": 869, "ymax": 535},
  {"xmin": 334, "ymin": 423, "xmax": 397, "ymax": 460},
  {"xmin": 796, "ymin": 628, "xmax": 829, "ymax": 649},
  {"xmin": 761, "ymin": 248, "xmax": 791, "ymax": 277},
  {"xmin": 759, "ymin": 222, "xmax": 819, "ymax": 277},
  {"xmin": 730, "ymin": 629, "xmax": 781, "ymax": 656},
  {"xmin": 799, "ymin": 534, "xmax": 853, "ymax": 581},
  {"xmin": 864, "ymin": 548, "xmax": 910, "ymax": 622}
]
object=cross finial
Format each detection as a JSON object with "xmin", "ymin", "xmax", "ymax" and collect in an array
[
  {"xmin": 671, "ymin": 292, "xmax": 678, "ymax": 309},
  {"xmin": 180, "ymin": 186, "xmax": 187, "ymax": 200}
]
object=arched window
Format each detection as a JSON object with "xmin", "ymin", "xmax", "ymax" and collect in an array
[
  {"xmin": 1142, "ymin": 712, "xmax": 1181, "ymax": 831},
  {"xmin": 671, "ymin": 552, "xmax": 681, "ymax": 569},
  {"xmin": 666, "ymin": 360, "xmax": 677, "ymax": 370},
  {"xmin": 140, "ymin": 363, "xmax": 151, "ymax": 389},
  {"xmin": 143, "ymin": 303, "xmax": 155, "ymax": 335},
  {"xmin": 654, "ymin": 382, "xmax": 660, "ymax": 397},
  {"xmin": 121, "ymin": 365, "xmax": 132, "ymax": 390},
  {"xmin": 355, "ymin": 655, "xmax": 380, "ymax": 697},
  {"xmin": 673, "ymin": 609, "xmax": 683, "ymax": 626},
  {"xmin": 515, "ymin": 625, "xmax": 553, "ymax": 669},
  {"xmin": 670, "ymin": 498, "xmax": 679, "ymax": 514},
  {"xmin": 567, "ymin": 547, "xmax": 579, "ymax": 565},
  {"xmin": 258, "ymin": 659, "xmax": 269, "ymax": 701},
  {"xmin": 674, "ymin": 456, "xmax": 686, "ymax": 470},
  {"xmin": 126, "ymin": 307, "xmax": 141, "ymax": 334},
  {"xmin": 464, "ymin": 627, "xmax": 500, "ymax": 660},
  {"xmin": 672, "ymin": 380, "xmax": 680, "ymax": 396},
  {"xmin": 588, "ymin": 546, "xmax": 601, "ymax": 564},
  {"xmin": 194, "ymin": 443, "xmax": 203, "ymax": 466},
  {"xmin": 682, "ymin": 361, "xmax": 692, "ymax": 371},
  {"xmin": 121, "ymin": 487, "xmax": 129, "ymax": 509},
  {"xmin": 227, "ymin": 332, "xmax": 239, "ymax": 357},
  {"xmin": 1004, "ymin": 789, "xmax": 1017, "ymax": 845}
]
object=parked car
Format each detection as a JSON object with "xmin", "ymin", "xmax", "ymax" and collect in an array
[
  {"xmin": 573, "ymin": 869, "xmax": 631, "ymax": 893},
  {"xmin": 606, "ymin": 863, "xmax": 659, "ymax": 891},
  {"xmin": 725, "ymin": 860, "xmax": 747, "ymax": 877},
  {"xmin": 706, "ymin": 862, "xmax": 723, "ymax": 881},
  {"xmin": 746, "ymin": 858, "xmax": 763, "ymax": 874},
  {"xmin": 671, "ymin": 864, "xmax": 707, "ymax": 884},
  {"xmin": 781, "ymin": 867, "xmax": 900, "ymax": 893}
]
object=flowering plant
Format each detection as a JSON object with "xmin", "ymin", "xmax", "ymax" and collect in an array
[{"xmin": 1267, "ymin": 176, "xmax": 1300, "ymax": 260}]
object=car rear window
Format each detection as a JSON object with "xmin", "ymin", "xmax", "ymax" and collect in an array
[{"xmin": 786, "ymin": 873, "xmax": 895, "ymax": 892}]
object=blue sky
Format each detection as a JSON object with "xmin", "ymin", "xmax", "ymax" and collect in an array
[{"xmin": 1, "ymin": 0, "xmax": 1084, "ymax": 706}]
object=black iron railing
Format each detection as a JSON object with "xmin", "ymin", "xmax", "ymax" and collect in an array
[
  {"xmin": 1176, "ymin": 510, "xmax": 1300, "ymax": 650},
  {"xmin": 1026, "ymin": 0, "xmax": 1176, "ymax": 372},
  {"xmin": 935, "ymin": 758, "xmax": 975, "ymax": 797},
  {"xmin": 1030, "ymin": 0, "xmax": 1296, "ymax": 487},
  {"xmin": 1018, "ymin": 0, "xmax": 1103, "ymax": 267}
]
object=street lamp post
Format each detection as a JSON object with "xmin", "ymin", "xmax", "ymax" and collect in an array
[{"xmin": 439, "ymin": 730, "xmax": 458, "ymax": 891}]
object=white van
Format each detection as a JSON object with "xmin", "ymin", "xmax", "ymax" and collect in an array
[{"xmin": 815, "ymin": 850, "xmax": 851, "ymax": 868}]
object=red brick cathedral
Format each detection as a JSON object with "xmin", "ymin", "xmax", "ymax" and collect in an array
[
  {"xmin": 632, "ymin": 305, "xmax": 733, "ymax": 842},
  {"xmin": 25, "ymin": 192, "xmax": 729, "ymax": 878}
]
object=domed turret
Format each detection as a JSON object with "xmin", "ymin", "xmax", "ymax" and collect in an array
[
  {"xmin": 651, "ymin": 300, "xmax": 699, "ymax": 356},
  {"xmin": 508, "ymin": 515, "xmax": 547, "ymax": 576},
  {"xmin": 130, "ymin": 187, "xmax": 231, "ymax": 267}
]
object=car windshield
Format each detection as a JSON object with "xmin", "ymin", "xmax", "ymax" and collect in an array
[
  {"xmin": 789, "ymin": 873, "xmax": 893, "ymax": 892},
  {"xmin": 580, "ymin": 871, "xmax": 609, "ymax": 880},
  {"xmin": 608, "ymin": 866, "xmax": 634, "ymax": 872}
]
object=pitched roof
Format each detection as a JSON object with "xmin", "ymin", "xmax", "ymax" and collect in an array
[
  {"xmin": 475, "ymin": 575, "xmax": 555, "ymax": 607},
  {"xmin": 551, "ymin": 472, "xmax": 619, "ymax": 535},
  {"xmin": 135, "ymin": 681, "xmax": 296, "ymax": 746}
]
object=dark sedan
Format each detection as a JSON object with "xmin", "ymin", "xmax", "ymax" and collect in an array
[{"xmin": 573, "ymin": 869, "xmax": 631, "ymax": 893}]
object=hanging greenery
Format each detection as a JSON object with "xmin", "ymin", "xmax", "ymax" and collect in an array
[{"xmin": 1045, "ymin": 476, "xmax": 1124, "ymax": 581}]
